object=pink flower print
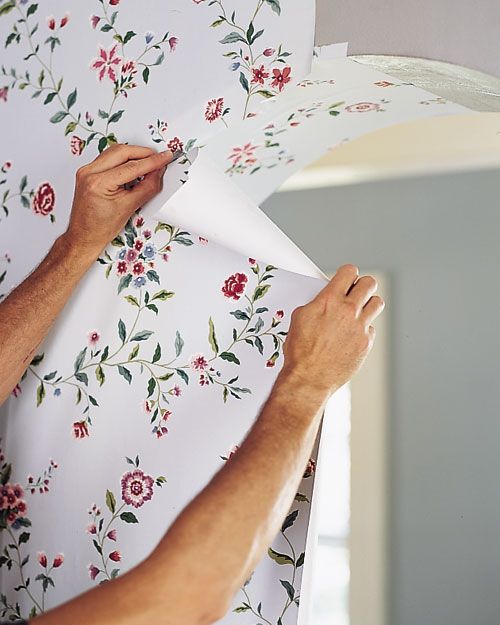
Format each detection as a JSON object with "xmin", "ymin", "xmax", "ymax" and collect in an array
[
  {"xmin": 73, "ymin": 421, "xmax": 89, "ymax": 439},
  {"xmin": 263, "ymin": 48, "xmax": 275, "ymax": 57},
  {"xmin": 107, "ymin": 529, "xmax": 117, "ymax": 541},
  {"xmin": 227, "ymin": 445, "xmax": 240, "ymax": 461},
  {"xmin": 143, "ymin": 400, "xmax": 153, "ymax": 413},
  {"xmin": 88, "ymin": 330, "xmax": 100, "ymax": 346},
  {"xmin": 109, "ymin": 550, "xmax": 121, "ymax": 562},
  {"xmin": 168, "ymin": 36, "xmax": 178, "ymax": 52},
  {"xmin": 135, "ymin": 216, "xmax": 144, "ymax": 228},
  {"xmin": 38, "ymin": 552, "xmax": 48, "ymax": 568},
  {"xmin": 132, "ymin": 261, "xmax": 145, "ymax": 276},
  {"xmin": 345, "ymin": 102, "xmax": 381, "ymax": 113},
  {"xmin": 134, "ymin": 238, "xmax": 144, "ymax": 252},
  {"xmin": 53, "ymin": 554, "xmax": 64, "ymax": 568},
  {"xmin": 121, "ymin": 469, "xmax": 154, "ymax": 508},
  {"xmin": 116, "ymin": 260, "xmax": 128, "ymax": 275},
  {"xmin": 374, "ymin": 80, "xmax": 394, "ymax": 87},
  {"xmin": 86, "ymin": 523, "xmax": 97, "ymax": 534},
  {"xmin": 251, "ymin": 65, "xmax": 269, "ymax": 85},
  {"xmin": 143, "ymin": 229, "xmax": 152, "ymax": 239},
  {"xmin": 0, "ymin": 87, "xmax": 8, "ymax": 102},
  {"xmin": 155, "ymin": 425, "xmax": 168, "ymax": 438},
  {"xmin": 167, "ymin": 137, "xmax": 183, "ymax": 153},
  {"xmin": 90, "ymin": 15, "xmax": 100, "ymax": 29},
  {"xmin": 205, "ymin": 97, "xmax": 224, "ymax": 123},
  {"xmin": 248, "ymin": 258, "xmax": 256, "ymax": 265},
  {"xmin": 193, "ymin": 0, "xmax": 206, "ymax": 3},
  {"xmin": 60, "ymin": 13, "xmax": 69, "ymax": 28},
  {"xmin": 198, "ymin": 236, "xmax": 208, "ymax": 245},
  {"xmin": 189, "ymin": 354, "xmax": 209, "ymax": 372},
  {"xmin": 171, "ymin": 385, "xmax": 181, "ymax": 397},
  {"xmin": 47, "ymin": 16, "xmax": 56, "ymax": 30},
  {"xmin": 271, "ymin": 67, "xmax": 291, "ymax": 92},
  {"xmin": 1, "ymin": 161, "xmax": 11, "ymax": 171},
  {"xmin": 88, "ymin": 564, "xmax": 100, "ymax": 580},
  {"xmin": 275, "ymin": 310, "xmax": 284, "ymax": 319},
  {"xmin": 222, "ymin": 272, "xmax": 248, "ymax": 300},
  {"xmin": 199, "ymin": 374, "xmax": 210, "ymax": 386},
  {"xmin": 121, "ymin": 60, "xmax": 137, "ymax": 79},
  {"xmin": 161, "ymin": 410, "xmax": 171, "ymax": 421},
  {"xmin": 91, "ymin": 44, "xmax": 122, "ymax": 83},
  {"xmin": 70, "ymin": 135, "xmax": 85, "ymax": 156},
  {"xmin": 228, "ymin": 143, "xmax": 257, "ymax": 165},
  {"xmin": 125, "ymin": 249, "xmax": 138, "ymax": 263},
  {"xmin": 266, "ymin": 359, "xmax": 275, "ymax": 368}
]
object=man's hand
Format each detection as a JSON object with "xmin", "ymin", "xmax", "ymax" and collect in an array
[
  {"xmin": 0, "ymin": 144, "xmax": 171, "ymax": 405},
  {"xmin": 64, "ymin": 144, "xmax": 172, "ymax": 258},
  {"xmin": 282, "ymin": 264, "xmax": 385, "ymax": 395}
]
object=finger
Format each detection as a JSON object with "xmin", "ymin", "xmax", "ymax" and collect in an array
[
  {"xmin": 360, "ymin": 295, "xmax": 385, "ymax": 326},
  {"xmin": 104, "ymin": 150, "xmax": 173, "ymax": 187},
  {"xmin": 126, "ymin": 167, "xmax": 165, "ymax": 207},
  {"xmin": 86, "ymin": 144, "xmax": 158, "ymax": 173},
  {"xmin": 347, "ymin": 275, "xmax": 378, "ymax": 311},
  {"xmin": 313, "ymin": 264, "xmax": 359, "ymax": 303}
]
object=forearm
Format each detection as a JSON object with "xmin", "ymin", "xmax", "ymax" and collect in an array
[
  {"xmin": 0, "ymin": 234, "xmax": 96, "ymax": 404},
  {"xmin": 32, "ymin": 371, "xmax": 329, "ymax": 625}
]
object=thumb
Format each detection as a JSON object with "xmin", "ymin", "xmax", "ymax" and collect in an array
[{"xmin": 126, "ymin": 167, "xmax": 166, "ymax": 211}]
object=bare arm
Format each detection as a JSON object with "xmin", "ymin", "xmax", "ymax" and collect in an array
[
  {"xmin": 0, "ymin": 145, "xmax": 172, "ymax": 405},
  {"xmin": 33, "ymin": 265, "xmax": 384, "ymax": 625}
]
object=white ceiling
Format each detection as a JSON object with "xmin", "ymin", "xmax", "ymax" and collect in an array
[{"xmin": 316, "ymin": 0, "xmax": 500, "ymax": 78}]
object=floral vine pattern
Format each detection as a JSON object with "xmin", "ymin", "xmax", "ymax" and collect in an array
[
  {"xmin": 86, "ymin": 455, "xmax": 166, "ymax": 584},
  {"xmin": 233, "ymin": 457, "xmax": 316, "ymax": 624},
  {"xmin": 1, "ymin": 0, "xmax": 177, "ymax": 155},
  {"xmin": 198, "ymin": 0, "xmax": 292, "ymax": 119},
  {"xmin": 0, "ymin": 251, "xmax": 11, "ymax": 302},
  {"xmin": 0, "ymin": 160, "xmax": 56, "ymax": 222},
  {"xmin": 225, "ymin": 100, "xmax": 345, "ymax": 176},
  {"xmin": 24, "ymin": 218, "xmax": 287, "ymax": 439},
  {"xmin": 0, "ymin": 442, "xmax": 63, "ymax": 621}
]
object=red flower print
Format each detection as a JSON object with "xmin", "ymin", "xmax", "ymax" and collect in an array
[
  {"xmin": 88, "ymin": 564, "xmax": 100, "ymax": 580},
  {"xmin": 275, "ymin": 310, "xmax": 284, "ymax": 319},
  {"xmin": 53, "ymin": 554, "xmax": 64, "ymax": 568},
  {"xmin": 38, "ymin": 552, "xmax": 48, "ymax": 568},
  {"xmin": 189, "ymin": 354, "xmax": 209, "ymax": 372},
  {"xmin": 168, "ymin": 36, "xmax": 178, "ymax": 52},
  {"xmin": 271, "ymin": 67, "xmax": 291, "ymax": 92},
  {"xmin": 0, "ymin": 87, "xmax": 8, "ymax": 102},
  {"xmin": 345, "ymin": 102, "xmax": 381, "ymax": 113},
  {"xmin": 11, "ymin": 384, "xmax": 21, "ymax": 398},
  {"xmin": 134, "ymin": 238, "xmax": 144, "ymax": 252},
  {"xmin": 109, "ymin": 0, "xmax": 121, "ymax": 5},
  {"xmin": 374, "ymin": 80, "xmax": 394, "ymax": 87},
  {"xmin": 90, "ymin": 14, "xmax": 100, "ymax": 29},
  {"xmin": 222, "ymin": 272, "xmax": 248, "ymax": 300},
  {"xmin": 205, "ymin": 97, "xmax": 224, "ymax": 123},
  {"xmin": 303, "ymin": 457, "xmax": 316, "ymax": 478},
  {"xmin": 121, "ymin": 469, "xmax": 154, "ymax": 508},
  {"xmin": 143, "ymin": 229, "xmax": 152, "ymax": 239},
  {"xmin": 155, "ymin": 426, "xmax": 168, "ymax": 438},
  {"xmin": 109, "ymin": 550, "xmax": 121, "ymax": 562},
  {"xmin": 60, "ymin": 13, "xmax": 69, "ymax": 28},
  {"xmin": 171, "ymin": 385, "xmax": 181, "ymax": 397},
  {"xmin": 143, "ymin": 400, "xmax": 153, "ymax": 414},
  {"xmin": 107, "ymin": 529, "xmax": 117, "ymax": 541},
  {"xmin": 116, "ymin": 260, "xmax": 128, "ymax": 276},
  {"xmin": 251, "ymin": 65, "xmax": 269, "ymax": 85},
  {"xmin": 228, "ymin": 143, "xmax": 257, "ymax": 165},
  {"xmin": 248, "ymin": 258, "xmax": 256, "ymax": 265},
  {"xmin": 2, "ymin": 161, "xmax": 11, "ymax": 171},
  {"xmin": 161, "ymin": 410, "xmax": 171, "ymax": 421},
  {"xmin": 132, "ymin": 261, "xmax": 145, "ymax": 276},
  {"xmin": 266, "ymin": 359, "xmax": 275, "ymax": 368},
  {"xmin": 73, "ymin": 421, "xmax": 89, "ymax": 439},
  {"xmin": 167, "ymin": 137, "xmax": 183, "ymax": 153},
  {"xmin": 91, "ymin": 44, "xmax": 122, "ymax": 83},
  {"xmin": 135, "ymin": 216, "xmax": 144, "ymax": 228},
  {"xmin": 86, "ymin": 523, "xmax": 97, "ymax": 534},
  {"xmin": 70, "ymin": 135, "xmax": 85, "ymax": 155},
  {"xmin": 87, "ymin": 330, "xmax": 100, "ymax": 346},
  {"xmin": 199, "ymin": 374, "xmax": 209, "ymax": 386},
  {"xmin": 47, "ymin": 16, "xmax": 56, "ymax": 30},
  {"xmin": 263, "ymin": 48, "xmax": 275, "ymax": 57},
  {"xmin": 32, "ymin": 182, "xmax": 55, "ymax": 216}
]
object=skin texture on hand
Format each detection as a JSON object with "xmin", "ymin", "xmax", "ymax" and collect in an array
[
  {"xmin": 30, "ymin": 264, "xmax": 384, "ymax": 625},
  {"xmin": 0, "ymin": 144, "xmax": 172, "ymax": 405}
]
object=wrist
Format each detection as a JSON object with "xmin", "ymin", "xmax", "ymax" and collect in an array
[
  {"xmin": 270, "ymin": 365, "xmax": 333, "ymax": 415},
  {"xmin": 54, "ymin": 231, "xmax": 100, "ymax": 269}
]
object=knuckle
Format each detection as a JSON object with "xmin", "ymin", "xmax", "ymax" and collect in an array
[{"xmin": 75, "ymin": 165, "xmax": 89, "ymax": 179}]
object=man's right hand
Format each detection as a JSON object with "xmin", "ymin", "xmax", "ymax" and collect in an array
[{"xmin": 281, "ymin": 264, "xmax": 385, "ymax": 396}]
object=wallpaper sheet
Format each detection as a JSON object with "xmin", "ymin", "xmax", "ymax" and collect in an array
[
  {"xmin": 0, "ymin": 1, "xmax": 323, "ymax": 624},
  {"xmin": 0, "ymin": 1, "xmax": 480, "ymax": 624}
]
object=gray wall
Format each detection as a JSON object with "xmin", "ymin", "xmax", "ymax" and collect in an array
[
  {"xmin": 263, "ymin": 169, "xmax": 500, "ymax": 625},
  {"xmin": 316, "ymin": 0, "xmax": 500, "ymax": 78}
]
